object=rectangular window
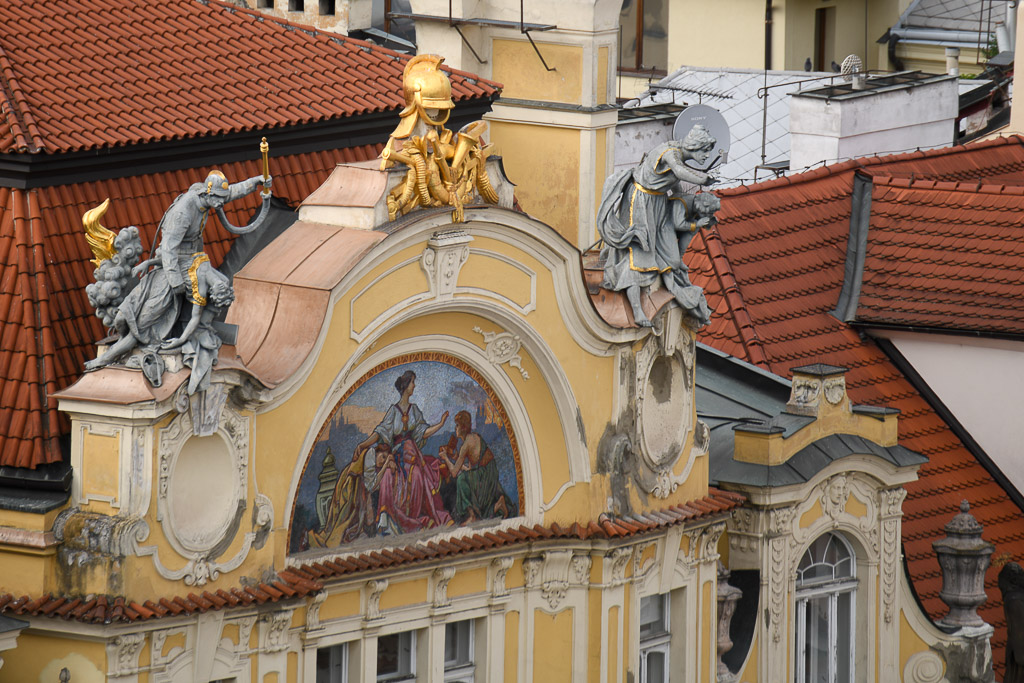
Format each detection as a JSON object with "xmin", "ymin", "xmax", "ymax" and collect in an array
[
  {"xmin": 618, "ymin": 0, "xmax": 669, "ymax": 73},
  {"xmin": 320, "ymin": 0, "xmax": 336, "ymax": 15},
  {"xmin": 795, "ymin": 587, "xmax": 855, "ymax": 683},
  {"xmin": 288, "ymin": 0, "xmax": 303, "ymax": 11},
  {"xmin": 444, "ymin": 620, "xmax": 475, "ymax": 682},
  {"xmin": 257, "ymin": 0, "xmax": 273, "ymax": 7},
  {"xmin": 377, "ymin": 631, "xmax": 416, "ymax": 681},
  {"xmin": 639, "ymin": 593, "xmax": 671, "ymax": 683},
  {"xmin": 316, "ymin": 643, "xmax": 347, "ymax": 683}
]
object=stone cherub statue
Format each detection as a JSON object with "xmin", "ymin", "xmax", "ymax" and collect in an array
[
  {"xmin": 380, "ymin": 54, "xmax": 498, "ymax": 223},
  {"xmin": 596, "ymin": 124, "xmax": 721, "ymax": 328},
  {"xmin": 84, "ymin": 154, "xmax": 272, "ymax": 392}
]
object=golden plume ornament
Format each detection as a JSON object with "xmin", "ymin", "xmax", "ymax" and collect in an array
[{"xmin": 83, "ymin": 198, "xmax": 117, "ymax": 267}]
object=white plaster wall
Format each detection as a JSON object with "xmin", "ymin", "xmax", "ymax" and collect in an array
[
  {"xmin": 877, "ymin": 330, "xmax": 1024, "ymax": 494},
  {"xmin": 613, "ymin": 118, "xmax": 674, "ymax": 174},
  {"xmin": 789, "ymin": 77, "xmax": 957, "ymax": 170}
]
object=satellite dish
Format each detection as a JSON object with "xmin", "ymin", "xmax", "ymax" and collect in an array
[{"xmin": 672, "ymin": 104, "xmax": 730, "ymax": 171}]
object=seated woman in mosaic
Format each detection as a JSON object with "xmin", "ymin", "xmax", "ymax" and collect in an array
[
  {"xmin": 160, "ymin": 253, "xmax": 235, "ymax": 394},
  {"xmin": 353, "ymin": 370, "xmax": 453, "ymax": 535},
  {"xmin": 596, "ymin": 124, "xmax": 719, "ymax": 328}
]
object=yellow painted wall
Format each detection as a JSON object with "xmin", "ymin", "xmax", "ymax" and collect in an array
[
  {"xmin": 597, "ymin": 47, "xmax": 609, "ymax": 105},
  {"xmin": 5, "ymin": 634, "xmax": 106, "ymax": 683},
  {"xmin": 666, "ymin": 0, "xmax": 765, "ymax": 72},
  {"xmin": 534, "ymin": 609, "xmax": 574, "ymax": 680},
  {"xmin": 488, "ymin": 121, "xmax": 581, "ymax": 243},
  {"xmin": 492, "ymin": 39, "xmax": 584, "ymax": 105},
  {"xmin": 379, "ymin": 578, "xmax": 427, "ymax": 611},
  {"xmin": 608, "ymin": 604, "xmax": 619, "ymax": 683},
  {"xmin": 505, "ymin": 610, "xmax": 520, "ymax": 682},
  {"xmin": 81, "ymin": 428, "xmax": 120, "ymax": 507},
  {"xmin": 447, "ymin": 567, "xmax": 486, "ymax": 598}
]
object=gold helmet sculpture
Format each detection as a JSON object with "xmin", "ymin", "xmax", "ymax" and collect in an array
[{"xmin": 401, "ymin": 54, "xmax": 454, "ymax": 125}]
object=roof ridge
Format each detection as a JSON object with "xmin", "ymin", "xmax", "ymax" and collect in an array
[
  {"xmin": 699, "ymin": 223, "xmax": 770, "ymax": 368},
  {"xmin": 718, "ymin": 135, "xmax": 1024, "ymax": 197},
  {"xmin": 871, "ymin": 173, "xmax": 1024, "ymax": 195},
  {"xmin": 0, "ymin": 40, "xmax": 43, "ymax": 153}
]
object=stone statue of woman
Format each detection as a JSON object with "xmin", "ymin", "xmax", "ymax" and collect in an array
[{"xmin": 596, "ymin": 124, "xmax": 720, "ymax": 327}]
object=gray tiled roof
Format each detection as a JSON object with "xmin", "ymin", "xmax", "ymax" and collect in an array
[
  {"xmin": 897, "ymin": 0, "xmax": 1006, "ymax": 33},
  {"xmin": 695, "ymin": 344, "xmax": 927, "ymax": 488},
  {"xmin": 627, "ymin": 66, "xmax": 834, "ymax": 186},
  {"xmin": 623, "ymin": 65, "xmax": 989, "ymax": 184}
]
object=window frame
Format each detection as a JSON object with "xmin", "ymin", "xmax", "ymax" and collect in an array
[
  {"xmin": 443, "ymin": 619, "xmax": 476, "ymax": 683},
  {"xmin": 639, "ymin": 592, "xmax": 672, "ymax": 683},
  {"xmin": 315, "ymin": 642, "xmax": 348, "ymax": 683},
  {"xmin": 376, "ymin": 630, "xmax": 416, "ymax": 682},
  {"xmin": 794, "ymin": 532, "xmax": 857, "ymax": 683},
  {"xmin": 617, "ymin": 0, "xmax": 669, "ymax": 75}
]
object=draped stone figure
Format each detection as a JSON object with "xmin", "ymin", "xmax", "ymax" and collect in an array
[{"xmin": 596, "ymin": 124, "xmax": 720, "ymax": 328}]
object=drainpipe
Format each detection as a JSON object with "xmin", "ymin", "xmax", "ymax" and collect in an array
[
  {"xmin": 764, "ymin": 0, "xmax": 773, "ymax": 71},
  {"xmin": 1008, "ymin": 1, "xmax": 1018, "ymax": 51}
]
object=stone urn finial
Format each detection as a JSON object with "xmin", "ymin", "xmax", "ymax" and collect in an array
[
  {"xmin": 716, "ymin": 561, "xmax": 742, "ymax": 682},
  {"xmin": 933, "ymin": 500, "xmax": 994, "ymax": 628}
]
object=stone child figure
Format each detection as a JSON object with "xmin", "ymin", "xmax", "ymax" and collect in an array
[
  {"xmin": 596, "ymin": 124, "xmax": 719, "ymax": 327},
  {"xmin": 161, "ymin": 253, "xmax": 235, "ymax": 394}
]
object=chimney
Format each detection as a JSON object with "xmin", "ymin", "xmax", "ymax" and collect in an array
[
  {"xmin": 945, "ymin": 47, "xmax": 960, "ymax": 77},
  {"xmin": 789, "ymin": 71, "xmax": 958, "ymax": 172}
]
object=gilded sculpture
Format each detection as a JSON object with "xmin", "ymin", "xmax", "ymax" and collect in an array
[{"xmin": 380, "ymin": 54, "xmax": 498, "ymax": 223}]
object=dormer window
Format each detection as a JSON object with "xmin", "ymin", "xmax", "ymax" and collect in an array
[{"xmin": 795, "ymin": 532, "xmax": 857, "ymax": 683}]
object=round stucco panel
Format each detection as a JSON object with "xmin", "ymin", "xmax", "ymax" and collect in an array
[
  {"xmin": 166, "ymin": 433, "xmax": 239, "ymax": 552},
  {"xmin": 640, "ymin": 354, "xmax": 691, "ymax": 469}
]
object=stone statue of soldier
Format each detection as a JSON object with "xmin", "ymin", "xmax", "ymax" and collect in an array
[
  {"xmin": 85, "ymin": 169, "xmax": 272, "ymax": 388},
  {"xmin": 596, "ymin": 124, "xmax": 720, "ymax": 328}
]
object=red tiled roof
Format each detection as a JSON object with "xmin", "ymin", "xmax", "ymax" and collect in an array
[
  {"xmin": 0, "ymin": 568, "xmax": 321, "ymax": 624},
  {"xmin": 6, "ymin": 144, "xmax": 381, "ymax": 468},
  {"xmin": 854, "ymin": 175, "xmax": 1024, "ymax": 334},
  {"xmin": 0, "ymin": 490, "xmax": 743, "ymax": 623},
  {"xmin": 689, "ymin": 135, "xmax": 1024, "ymax": 675},
  {"xmin": 289, "ymin": 488, "xmax": 744, "ymax": 581},
  {"xmin": 0, "ymin": 0, "xmax": 499, "ymax": 153}
]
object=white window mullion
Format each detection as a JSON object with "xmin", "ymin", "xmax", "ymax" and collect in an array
[
  {"xmin": 828, "ymin": 593, "xmax": 838, "ymax": 683},
  {"xmin": 796, "ymin": 598, "xmax": 806, "ymax": 683}
]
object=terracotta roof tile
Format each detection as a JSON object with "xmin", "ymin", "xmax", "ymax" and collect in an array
[
  {"xmin": 689, "ymin": 135, "xmax": 1024, "ymax": 676},
  {"xmin": 3, "ymin": 144, "xmax": 382, "ymax": 468},
  {"xmin": 852, "ymin": 176, "xmax": 1024, "ymax": 334},
  {"xmin": 0, "ymin": 571, "xmax": 321, "ymax": 624},
  {"xmin": 290, "ymin": 489, "xmax": 744, "ymax": 580},
  {"xmin": 0, "ymin": 0, "xmax": 499, "ymax": 154}
]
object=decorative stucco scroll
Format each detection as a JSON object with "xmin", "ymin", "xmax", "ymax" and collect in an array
[{"xmin": 474, "ymin": 326, "xmax": 529, "ymax": 380}]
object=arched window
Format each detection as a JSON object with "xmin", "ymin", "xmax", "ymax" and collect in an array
[{"xmin": 795, "ymin": 532, "xmax": 856, "ymax": 683}]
